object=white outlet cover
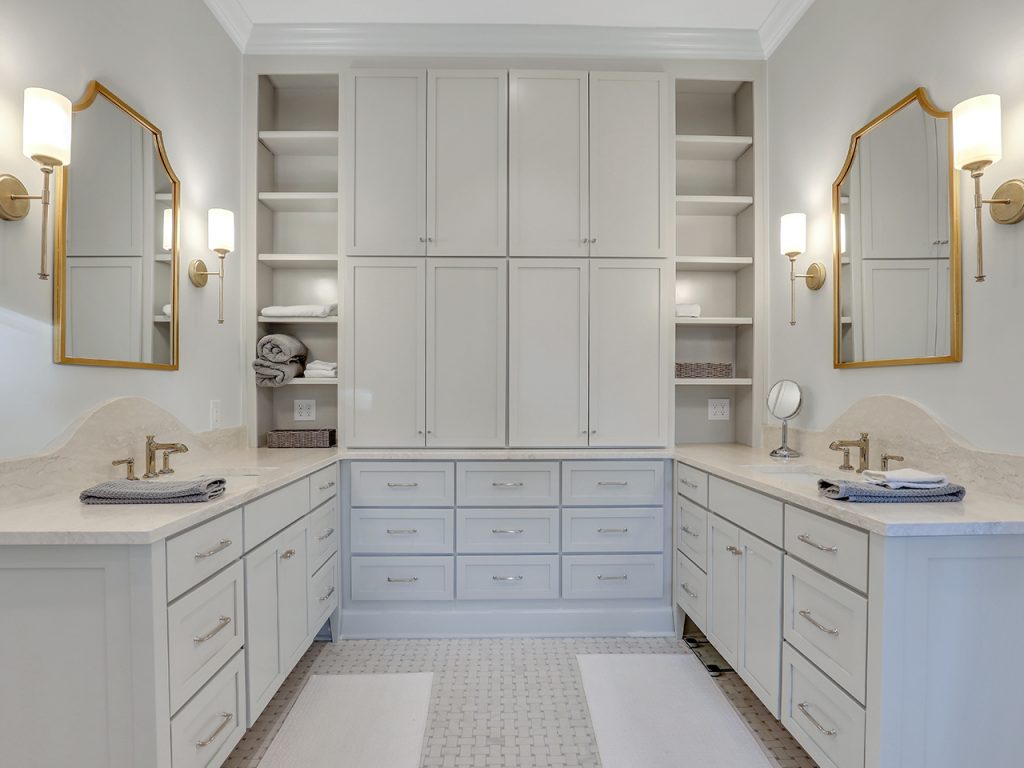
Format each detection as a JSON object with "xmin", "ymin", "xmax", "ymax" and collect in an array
[
  {"xmin": 209, "ymin": 399, "xmax": 223, "ymax": 429},
  {"xmin": 294, "ymin": 399, "xmax": 316, "ymax": 421},
  {"xmin": 708, "ymin": 398, "xmax": 731, "ymax": 421}
]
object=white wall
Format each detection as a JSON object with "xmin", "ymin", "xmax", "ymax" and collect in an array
[
  {"xmin": 0, "ymin": 0, "xmax": 242, "ymax": 459},
  {"xmin": 767, "ymin": 0, "xmax": 1024, "ymax": 453}
]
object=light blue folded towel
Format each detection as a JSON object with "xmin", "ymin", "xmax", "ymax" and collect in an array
[
  {"xmin": 818, "ymin": 478, "xmax": 966, "ymax": 503},
  {"xmin": 80, "ymin": 477, "xmax": 227, "ymax": 504}
]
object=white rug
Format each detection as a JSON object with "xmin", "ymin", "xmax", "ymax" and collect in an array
[
  {"xmin": 257, "ymin": 673, "xmax": 433, "ymax": 768},
  {"xmin": 577, "ymin": 654, "xmax": 772, "ymax": 768}
]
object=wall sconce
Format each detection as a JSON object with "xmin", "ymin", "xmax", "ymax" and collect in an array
[
  {"xmin": 953, "ymin": 94, "xmax": 1024, "ymax": 282},
  {"xmin": 781, "ymin": 212, "xmax": 825, "ymax": 326},
  {"xmin": 0, "ymin": 88, "xmax": 73, "ymax": 280},
  {"xmin": 162, "ymin": 208, "xmax": 173, "ymax": 252},
  {"xmin": 188, "ymin": 208, "xmax": 234, "ymax": 324}
]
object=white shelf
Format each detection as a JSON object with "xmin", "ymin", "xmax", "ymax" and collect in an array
[
  {"xmin": 675, "ymin": 317, "xmax": 753, "ymax": 327},
  {"xmin": 675, "ymin": 256, "xmax": 753, "ymax": 272},
  {"xmin": 675, "ymin": 378, "xmax": 753, "ymax": 386},
  {"xmin": 258, "ymin": 192, "xmax": 338, "ymax": 213},
  {"xmin": 154, "ymin": 193, "xmax": 172, "ymax": 202},
  {"xmin": 676, "ymin": 134, "xmax": 753, "ymax": 161},
  {"xmin": 841, "ymin": 316, "xmax": 853, "ymax": 325},
  {"xmin": 259, "ymin": 130, "xmax": 339, "ymax": 156},
  {"xmin": 258, "ymin": 253, "xmax": 339, "ymax": 269},
  {"xmin": 154, "ymin": 255, "xmax": 171, "ymax": 263},
  {"xmin": 284, "ymin": 377, "xmax": 338, "ymax": 385},
  {"xmin": 153, "ymin": 315, "xmax": 171, "ymax": 324},
  {"xmin": 257, "ymin": 315, "xmax": 338, "ymax": 324},
  {"xmin": 676, "ymin": 195, "xmax": 753, "ymax": 216}
]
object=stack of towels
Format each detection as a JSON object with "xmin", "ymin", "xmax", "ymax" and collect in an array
[
  {"xmin": 819, "ymin": 468, "xmax": 966, "ymax": 503},
  {"xmin": 304, "ymin": 360, "xmax": 337, "ymax": 379},
  {"xmin": 260, "ymin": 303, "xmax": 337, "ymax": 318},
  {"xmin": 254, "ymin": 334, "xmax": 307, "ymax": 387}
]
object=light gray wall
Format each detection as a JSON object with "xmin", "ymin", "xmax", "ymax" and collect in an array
[
  {"xmin": 767, "ymin": 0, "xmax": 1024, "ymax": 453},
  {"xmin": 0, "ymin": 0, "xmax": 242, "ymax": 459}
]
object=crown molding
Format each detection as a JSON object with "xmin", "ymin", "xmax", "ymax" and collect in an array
[
  {"xmin": 203, "ymin": 0, "xmax": 254, "ymax": 51},
  {"xmin": 759, "ymin": 0, "xmax": 816, "ymax": 58}
]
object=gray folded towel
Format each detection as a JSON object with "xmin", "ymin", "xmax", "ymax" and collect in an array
[
  {"xmin": 253, "ymin": 358, "xmax": 303, "ymax": 387},
  {"xmin": 257, "ymin": 334, "xmax": 307, "ymax": 364},
  {"xmin": 818, "ymin": 478, "xmax": 966, "ymax": 503},
  {"xmin": 80, "ymin": 477, "xmax": 227, "ymax": 505}
]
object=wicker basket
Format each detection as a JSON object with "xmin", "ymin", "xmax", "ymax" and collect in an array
[
  {"xmin": 267, "ymin": 429, "xmax": 336, "ymax": 448},
  {"xmin": 676, "ymin": 362, "xmax": 734, "ymax": 379}
]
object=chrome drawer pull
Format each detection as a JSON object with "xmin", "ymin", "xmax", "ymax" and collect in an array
[
  {"xmin": 597, "ymin": 528, "xmax": 629, "ymax": 534},
  {"xmin": 492, "ymin": 481, "xmax": 524, "ymax": 488},
  {"xmin": 387, "ymin": 528, "xmax": 418, "ymax": 535},
  {"xmin": 319, "ymin": 585, "xmax": 336, "ymax": 601},
  {"xmin": 318, "ymin": 480, "xmax": 336, "ymax": 491},
  {"xmin": 492, "ymin": 528, "xmax": 525, "ymax": 535},
  {"xmin": 597, "ymin": 480, "xmax": 629, "ymax": 486},
  {"xmin": 492, "ymin": 575, "xmax": 524, "ymax": 582},
  {"xmin": 195, "ymin": 712, "xmax": 233, "ymax": 747},
  {"xmin": 680, "ymin": 526, "xmax": 700, "ymax": 538},
  {"xmin": 797, "ymin": 702, "xmax": 837, "ymax": 736},
  {"xmin": 797, "ymin": 533, "xmax": 838, "ymax": 553},
  {"xmin": 193, "ymin": 616, "xmax": 231, "ymax": 644},
  {"xmin": 597, "ymin": 574, "xmax": 628, "ymax": 581},
  {"xmin": 317, "ymin": 527, "xmax": 336, "ymax": 541},
  {"xmin": 387, "ymin": 482, "xmax": 419, "ymax": 488},
  {"xmin": 726, "ymin": 545, "xmax": 743, "ymax": 556},
  {"xmin": 799, "ymin": 609, "xmax": 840, "ymax": 636},
  {"xmin": 681, "ymin": 479, "xmax": 698, "ymax": 489},
  {"xmin": 281, "ymin": 548, "xmax": 297, "ymax": 559},
  {"xmin": 194, "ymin": 539, "xmax": 232, "ymax": 560},
  {"xmin": 680, "ymin": 582, "xmax": 698, "ymax": 600},
  {"xmin": 387, "ymin": 576, "xmax": 419, "ymax": 583}
]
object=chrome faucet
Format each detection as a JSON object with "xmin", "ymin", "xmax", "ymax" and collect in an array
[
  {"xmin": 829, "ymin": 432, "xmax": 870, "ymax": 473},
  {"xmin": 144, "ymin": 435, "xmax": 188, "ymax": 479}
]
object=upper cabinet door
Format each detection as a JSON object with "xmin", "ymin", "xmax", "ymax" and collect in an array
[
  {"xmin": 426, "ymin": 259, "xmax": 507, "ymax": 447},
  {"xmin": 589, "ymin": 260, "xmax": 670, "ymax": 447},
  {"xmin": 427, "ymin": 70, "xmax": 508, "ymax": 257},
  {"xmin": 508, "ymin": 260, "xmax": 589, "ymax": 447},
  {"xmin": 508, "ymin": 72, "xmax": 590, "ymax": 257},
  {"xmin": 346, "ymin": 70, "xmax": 427, "ymax": 256},
  {"xmin": 588, "ymin": 72, "xmax": 671, "ymax": 259}
]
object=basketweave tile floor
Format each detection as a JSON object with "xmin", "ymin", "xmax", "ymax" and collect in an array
[{"xmin": 225, "ymin": 637, "xmax": 818, "ymax": 768}]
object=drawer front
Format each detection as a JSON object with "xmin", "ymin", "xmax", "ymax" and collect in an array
[
  {"xmin": 308, "ymin": 553, "xmax": 339, "ymax": 636},
  {"xmin": 675, "ymin": 550, "xmax": 707, "ymax": 631},
  {"xmin": 676, "ymin": 497, "xmax": 708, "ymax": 571},
  {"xmin": 562, "ymin": 461, "xmax": 664, "ymax": 506},
  {"xmin": 785, "ymin": 506, "xmax": 868, "ymax": 593},
  {"xmin": 167, "ymin": 560, "xmax": 245, "ymax": 713},
  {"xmin": 307, "ymin": 497, "xmax": 340, "ymax": 575},
  {"xmin": 243, "ymin": 480, "xmax": 310, "ymax": 551},
  {"xmin": 457, "ymin": 555, "xmax": 560, "ymax": 600},
  {"xmin": 166, "ymin": 509, "xmax": 243, "ymax": 602},
  {"xmin": 708, "ymin": 476, "xmax": 783, "ymax": 547},
  {"xmin": 350, "ymin": 461, "xmax": 455, "ymax": 507},
  {"xmin": 457, "ymin": 508, "xmax": 558, "ymax": 554},
  {"xmin": 351, "ymin": 556, "xmax": 454, "ymax": 601},
  {"xmin": 562, "ymin": 507, "xmax": 664, "ymax": 553},
  {"xmin": 309, "ymin": 463, "xmax": 339, "ymax": 509},
  {"xmin": 351, "ymin": 509, "xmax": 455, "ymax": 554},
  {"xmin": 782, "ymin": 643, "xmax": 866, "ymax": 768},
  {"xmin": 457, "ymin": 461, "xmax": 560, "ymax": 506},
  {"xmin": 676, "ymin": 462, "xmax": 709, "ymax": 507},
  {"xmin": 783, "ymin": 556, "xmax": 868, "ymax": 703},
  {"xmin": 561, "ymin": 554, "xmax": 664, "ymax": 599},
  {"xmin": 170, "ymin": 650, "xmax": 246, "ymax": 768}
]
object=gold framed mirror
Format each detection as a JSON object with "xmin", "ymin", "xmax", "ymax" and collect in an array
[
  {"xmin": 833, "ymin": 87, "xmax": 962, "ymax": 369},
  {"xmin": 53, "ymin": 81, "xmax": 180, "ymax": 369}
]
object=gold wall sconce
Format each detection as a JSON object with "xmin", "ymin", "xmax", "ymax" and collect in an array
[
  {"xmin": 0, "ymin": 88, "xmax": 73, "ymax": 280},
  {"xmin": 780, "ymin": 212, "xmax": 826, "ymax": 326},
  {"xmin": 952, "ymin": 94, "xmax": 1024, "ymax": 282},
  {"xmin": 189, "ymin": 208, "xmax": 235, "ymax": 324}
]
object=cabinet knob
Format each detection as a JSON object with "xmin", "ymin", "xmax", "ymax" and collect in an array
[
  {"xmin": 590, "ymin": 237, "xmax": 597, "ymax": 244},
  {"xmin": 591, "ymin": 429, "xmax": 597, "ymax": 434},
  {"xmin": 726, "ymin": 545, "xmax": 743, "ymax": 556},
  {"xmin": 418, "ymin": 237, "xmax": 426, "ymax": 243}
]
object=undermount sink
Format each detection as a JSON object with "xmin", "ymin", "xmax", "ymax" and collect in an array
[
  {"xmin": 195, "ymin": 466, "xmax": 278, "ymax": 478},
  {"xmin": 741, "ymin": 463, "xmax": 816, "ymax": 474}
]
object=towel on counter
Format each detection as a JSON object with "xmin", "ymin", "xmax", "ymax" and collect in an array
[
  {"xmin": 161, "ymin": 304, "xmax": 172, "ymax": 317},
  {"xmin": 302, "ymin": 369, "xmax": 336, "ymax": 379},
  {"xmin": 256, "ymin": 334, "xmax": 308, "ymax": 364},
  {"xmin": 80, "ymin": 476, "xmax": 227, "ymax": 505},
  {"xmin": 862, "ymin": 468, "xmax": 948, "ymax": 489},
  {"xmin": 675, "ymin": 303, "xmax": 702, "ymax": 318},
  {"xmin": 305, "ymin": 360, "xmax": 337, "ymax": 371},
  {"xmin": 260, "ymin": 303, "xmax": 337, "ymax": 318},
  {"xmin": 818, "ymin": 478, "xmax": 966, "ymax": 503},
  {"xmin": 254, "ymin": 358, "xmax": 304, "ymax": 387}
]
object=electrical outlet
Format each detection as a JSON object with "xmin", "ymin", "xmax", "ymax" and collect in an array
[
  {"xmin": 708, "ymin": 398, "xmax": 731, "ymax": 421},
  {"xmin": 294, "ymin": 399, "xmax": 316, "ymax": 422},
  {"xmin": 209, "ymin": 399, "xmax": 223, "ymax": 429}
]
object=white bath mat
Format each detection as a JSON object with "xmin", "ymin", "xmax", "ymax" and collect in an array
[
  {"xmin": 257, "ymin": 673, "xmax": 433, "ymax": 768},
  {"xmin": 577, "ymin": 654, "xmax": 772, "ymax": 768}
]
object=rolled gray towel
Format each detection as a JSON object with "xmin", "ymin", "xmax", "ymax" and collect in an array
[
  {"xmin": 253, "ymin": 358, "xmax": 303, "ymax": 387},
  {"xmin": 81, "ymin": 477, "xmax": 227, "ymax": 505},
  {"xmin": 818, "ymin": 478, "xmax": 966, "ymax": 503},
  {"xmin": 257, "ymin": 334, "xmax": 307, "ymax": 363}
]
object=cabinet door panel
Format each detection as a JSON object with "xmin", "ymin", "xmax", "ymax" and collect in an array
[
  {"xmin": 277, "ymin": 520, "xmax": 309, "ymax": 671},
  {"xmin": 243, "ymin": 535, "xmax": 281, "ymax": 726},
  {"xmin": 739, "ymin": 531, "xmax": 783, "ymax": 718},
  {"xmin": 706, "ymin": 514, "xmax": 740, "ymax": 668}
]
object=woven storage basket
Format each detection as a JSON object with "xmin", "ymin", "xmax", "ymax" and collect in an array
[
  {"xmin": 267, "ymin": 429, "xmax": 336, "ymax": 448},
  {"xmin": 675, "ymin": 362, "xmax": 734, "ymax": 379}
]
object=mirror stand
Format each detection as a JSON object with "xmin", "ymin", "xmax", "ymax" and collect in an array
[{"xmin": 770, "ymin": 419, "xmax": 801, "ymax": 459}]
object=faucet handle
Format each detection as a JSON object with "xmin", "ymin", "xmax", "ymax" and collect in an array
[
  {"xmin": 837, "ymin": 447, "xmax": 853, "ymax": 471},
  {"xmin": 159, "ymin": 450, "xmax": 175, "ymax": 475},
  {"xmin": 112, "ymin": 458, "xmax": 138, "ymax": 481}
]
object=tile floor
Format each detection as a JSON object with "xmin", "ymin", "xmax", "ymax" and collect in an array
[{"xmin": 226, "ymin": 637, "xmax": 817, "ymax": 768}]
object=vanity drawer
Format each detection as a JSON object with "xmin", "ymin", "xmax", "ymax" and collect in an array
[
  {"xmin": 783, "ymin": 556, "xmax": 867, "ymax": 703},
  {"xmin": 785, "ymin": 506, "xmax": 868, "ymax": 593},
  {"xmin": 308, "ymin": 553, "xmax": 339, "ymax": 636},
  {"xmin": 307, "ymin": 497, "xmax": 339, "ymax": 574},
  {"xmin": 309, "ymin": 463, "xmax": 338, "ymax": 509},
  {"xmin": 561, "ymin": 554, "xmax": 663, "ymax": 599},
  {"xmin": 676, "ymin": 462, "xmax": 709, "ymax": 507},
  {"xmin": 562, "ymin": 461, "xmax": 664, "ymax": 506},
  {"xmin": 675, "ymin": 550, "xmax": 707, "ymax": 631},
  {"xmin": 708, "ymin": 477, "xmax": 783, "ymax": 547},
  {"xmin": 676, "ymin": 497, "xmax": 708, "ymax": 571},
  {"xmin": 782, "ymin": 643, "xmax": 865, "ymax": 768},
  {"xmin": 457, "ymin": 555, "xmax": 560, "ymax": 600},
  {"xmin": 167, "ymin": 560, "xmax": 245, "ymax": 713},
  {"xmin": 350, "ymin": 556, "xmax": 454, "ymax": 601},
  {"xmin": 350, "ymin": 509, "xmax": 454, "ymax": 554},
  {"xmin": 456, "ymin": 508, "xmax": 558, "ymax": 553},
  {"xmin": 170, "ymin": 649, "xmax": 246, "ymax": 768},
  {"xmin": 166, "ymin": 509, "xmax": 243, "ymax": 602},
  {"xmin": 243, "ymin": 480, "xmax": 310, "ymax": 551},
  {"xmin": 562, "ymin": 508, "xmax": 664, "ymax": 553},
  {"xmin": 350, "ymin": 462, "xmax": 455, "ymax": 507},
  {"xmin": 456, "ymin": 461, "xmax": 560, "ymax": 506}
]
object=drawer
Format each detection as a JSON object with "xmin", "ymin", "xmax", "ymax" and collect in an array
[
  {"xmin": 783, "ymin": 556, "xmax": 868, "ymax": 703},
  {"xmin": 676, "ymin": 462, "xmax": 709, "ymax": 507},
  {"xmin": 166, "ymin": 509, "xmax": 243, "ymax": 602},
  {"xmin": 307, "ymin": 497, "xmax": 339, "ymax": 574},
  {"xmin": 170, "ymin": 650, "xmax": 246, "ymax": 768},
  {"xmin": 456, "ymin": 461, "xmax": 560, "ymax": 506},
  {"xmin": 676, "ymin": 497, "xmax": 708, "ymax": 571},
  {"xmin": 561, "ymin": 554, "xmax": 664, "ymax": 599},
  {"xmin": 457, "ymin": 555, "xmax": 560, "ymax": 600},
  {"xmin": 782, "ymin": 643, "xmax": 866, "ymax": 768},
  {"xmin": 350, "ymin": 461, "xmax": 455, "ymax": 507},
  {"xmin": 351, "ymin": 556, "xmax": 454, "ymax": 601},
  {"xmin": 309, "ymin": 463, "xmax": 338, "ymax": 509},
  {"xmin": 785, "ymin": 506, "xmax": 868, "ymax": 593},
  {"xmin": 675, "ymin": 550, "xmax": 707, "ymax": 631},
  {"xmin": 562, "ymin": 508, "xmax": 664, "ymax": 553},
  {"xmin": 708, "ymin": 476, "xmax": 783, "ymax": 547},
  {"xmin": 243, "ymin": 480, "xmax": 310, "ymax": 551},
  {"xmin": 562, "ymin": 461, "xmax": 665, "ymax": 506},
  {"xmin": 308, "ymin": 553, "xmax": 339, "ymax": 636},
  {"xmin": 351, "ymin": 509, "xmax": 454, "ymax": 554},
  {"xmin": 457, "ymin": 508, "xmax": 558, "ymax": 554},
  {"xmin": 167, "ymin": 560, "xmax": 245, "ymax": 713}
]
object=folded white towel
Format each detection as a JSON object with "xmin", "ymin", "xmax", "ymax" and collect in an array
[
  {"xmin": 305, "ymin": 360, "xmax": 337, "ymax": 371},
  {"xmin": 302, "ymin": 369, "xmax": 337, "ymax": 379},
  {"xmin": 261, "ymin": 304, "xmax": 338, "ymax": 318},
  {"xmin": 675, "ymin": 303, "xmax": 702, "ymax": 318},
  {"xmin": 161, "ymin": 304, "xmax": 172, "ymax": 317},
  {"xmin": 862, "ymin": 468, "xmax": 949, "ymax": 490}
]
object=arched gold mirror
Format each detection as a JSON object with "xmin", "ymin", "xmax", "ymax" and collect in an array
[
  {"xmin": 54, "ymin": 81, "xmax": 179, "ymax": 369},
  {"xmin": 833, "ymin": 87, "xmax": 962, "ymax": 369}
]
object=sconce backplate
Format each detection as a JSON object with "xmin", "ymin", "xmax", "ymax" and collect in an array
[
  {"xmin": 805, "ymin": 262, "xmax": 826, "ymax": 290},
  {"xmin": 188, "ymin": 259, "xmax": 210, "ymax": 287},
  {"xmin": 990, "ymin": 179, "xmax": 1024, "ymax": 225},
  {"xmin": 0, "ymin": 174, "xmax": 30, "ymax": 221}
]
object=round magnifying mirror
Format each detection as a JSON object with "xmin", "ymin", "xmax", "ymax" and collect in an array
[{"xmin": 767, "ymin": 380, "xmax": 803, "ymax": 458}]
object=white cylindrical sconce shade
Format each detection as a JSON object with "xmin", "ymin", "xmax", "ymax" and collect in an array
[
  {"xmin": 840, "ymin": 213, "xmax": 847, "ymax": 254},
  {"xmin": 208, "ymin": 208, "xmax": 234, "ymax": 254},
  {"xmin": 780, "ymin": 212, "xmax": 807, "ymax": 257},
  {"xmin": 23, "ymin": 88, "xmax": 72, "ymax": 167},
  {"xmin": 953, "ymin": 94, "xmax": 1002, "ymax": 171},
  {"xmin": 162, "ymin": 208, "xmax": 173, "ymax": 251}
]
